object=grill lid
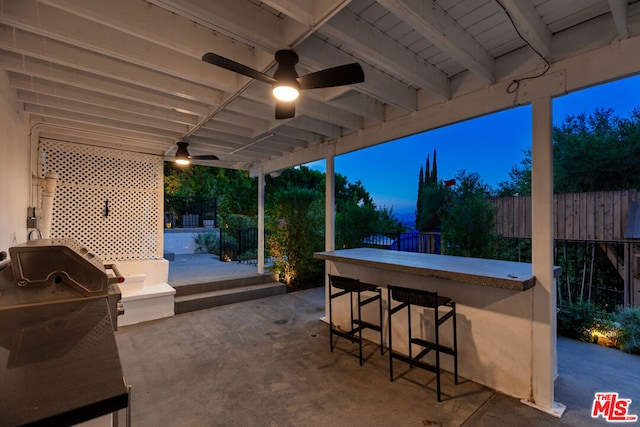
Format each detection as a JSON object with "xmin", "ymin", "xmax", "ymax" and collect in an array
[{"xmin": 9, "ymin": 239, "xmax": 108, "ymax": 296}]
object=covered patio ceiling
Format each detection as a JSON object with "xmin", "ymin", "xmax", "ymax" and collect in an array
[{"xmin": 1, "ymin": 0, "xmax": 639, "ymax": 174}]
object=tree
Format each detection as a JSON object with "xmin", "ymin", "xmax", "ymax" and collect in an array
[
  {"xmin": 498, "ymin": 107, "xmax": 640, "ymax": 195},
  {"xmin": 554, "ymin": 108, "xmax": 640, "ymax": 192},
  {"xmin": 441, "ymin": 170, "xmax": 499, "ymax": 258},
  {"xmin": 164, "ymin": 164, "xmax": 257, "ymax": 225},
  {"xmin": 496, "ymin": 148, "xmax": 532, "ymax": 196},
  {"xmin": 416, "ymin": 149, "xmax": 449, "ymax": 230},
  {"xmin": 267, "ymin": 187, "xmax": 324, "ymax": 288}
]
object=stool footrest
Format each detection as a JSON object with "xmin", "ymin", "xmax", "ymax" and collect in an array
[
  {"xmin": 359, "ymin": 293, "xmax": 381, "ymax": 307},
  {"xmin": 354, "ymin": 319, "xmax": 382, "ymax": 332},
  {"xmin": 390, "ymin": 350, "xmax": 439, "ymax": 374},
  {"xmin": 331, "ymin": 328, "xmax": 359, "ymax": 343},
  {"xmin": 411, "ymin": 337, "xmax": 456, "ymax": 357}
]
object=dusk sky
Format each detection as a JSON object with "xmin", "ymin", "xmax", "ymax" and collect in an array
[{"xmin": 307, "ymin": 74, "xmax": 640, "ymax": 220}]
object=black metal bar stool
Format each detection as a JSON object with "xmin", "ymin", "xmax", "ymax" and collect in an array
[
  {"xmin": 387, "ymin": 284, "xmax": 458, "ymax": 401},
  {"xmin": 328, "ymin": 274, "xmax": 383, "ymax": 365}
]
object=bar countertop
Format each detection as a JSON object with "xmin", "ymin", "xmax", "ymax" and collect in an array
[
  {"xmin": 315, "ymin": 248, "xmax": 560, "ymax": 291},
  {"xmin": 0, "ymin": 266, "xmax": 128, "ymax": 426}
]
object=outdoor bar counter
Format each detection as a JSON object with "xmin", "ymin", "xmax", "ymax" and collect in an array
[{"xmin": 314, "ymin": 248, "xmax": 561, "ymax": 400}]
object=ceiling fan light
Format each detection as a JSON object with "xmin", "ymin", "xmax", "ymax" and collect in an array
[
  {"xmin": 175, "ymin": 141, "xmax": 191, "ymax": 165},
  {"xmin": 273, "ymin": 84, "xmax": 299, "ymax": 102}
]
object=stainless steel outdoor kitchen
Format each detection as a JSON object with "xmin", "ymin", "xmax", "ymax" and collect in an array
[{"xmin": 0, "ymin": 239, "xmax": 130, "ymax": 426}]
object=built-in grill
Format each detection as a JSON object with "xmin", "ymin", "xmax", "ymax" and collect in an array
[
  {"xmin": 0, "ymin": 239, "xmax": 130, "ymax": 426},
  {"xmin": 3, "ymin": 238, "xmax": 125, "ymax": 327}
]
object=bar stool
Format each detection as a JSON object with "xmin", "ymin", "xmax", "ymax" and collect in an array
[
  {"xmin": 328, "ymin": 274, "xmax": 383, "ymax": 365},
  {"xmin": 387, "ymin": 285, "xmax": 458, "ymax": 401}
]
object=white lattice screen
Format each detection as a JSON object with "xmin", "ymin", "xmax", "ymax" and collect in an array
[{"xmin": 38, "ymin": 139, "xmax": 163, "ymax": 261}]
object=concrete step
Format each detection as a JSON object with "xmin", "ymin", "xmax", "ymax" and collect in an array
[
  {"xmin": 174, "ymin": 273, "xmax": 279, "ymax": 297},
  {"xmin": 174, "ymin": 282, "xmax": 286, "ymax": 314}
]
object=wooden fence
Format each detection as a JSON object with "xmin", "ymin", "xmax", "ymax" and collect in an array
[{"xmin": 493, "ymin": 189, "xmax": 638, "ymax": 241}]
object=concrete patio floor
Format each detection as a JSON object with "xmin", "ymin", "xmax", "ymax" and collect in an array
[
  {"xmin": 168, "ymin": 253, "xmax": 263, "ymax": 287},
  {"xmin": 115, "ymin": 285, "xmax": 640, "ymax": 426}
]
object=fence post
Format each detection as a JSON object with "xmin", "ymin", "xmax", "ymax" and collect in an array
[{"xmin": 219, "ymin": 227, "xmax": 223, "ymax": 260}]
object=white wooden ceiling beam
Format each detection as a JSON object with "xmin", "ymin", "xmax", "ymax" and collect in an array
[
  {"xmin": 498, "ymin": 0, "xmax": 552, "ymax": 59},
  {"xmin": 287, "ymin": 116, "xmax": 342, "ymax": 138},
  {"xmin": 296, "ymin": 97, "xmax": 362, "ymax": 130},
  {"xmin": 225, "ymin": 97, "xmax": 277, "ymax": 122},
  {"xmin": 146, "ymin": 0, "xmax": 303, "ymax": 52},
  {"xmin": 212, "ymin": 110, "xmax": 272, "ymax": 135},
  {"xmin": 376, "ymin": 0, "xmax": 495, "ymax": 84},
  {"xmin": 298, "ymin": 36, "xmax": 418, "ymax": 111},
  {"xmin": 187, "ymin": 136, "xmax": 283, "ymax": 158},
  {"xmin": 1, "ymin": 1, "xmax": 240, "ymax": 93},
  {"xmin": 18, "ymin": 90, "xmax": 191, "ymax": 133},
  {"xmin": 226, "ymin": 139, "xmax": 296, "ymax": 158},
  {"xmin": 9, "ymin": 73, "xmax": 199, "ymax": 126},
  {"xmin": 321, "ymin": 8, "xmax": 450, "ymax": 99},
  {"xmin": 37, "ymin": 0, "xmax": 268, "ymax": 65},
  {"xmin": 30, "ymin": 115, "xmax": 177, "ymax": 147},
  {"xmin": 260, "ymin": 0, "xmax": 350, "ymax": 28},
  {"xmin": 0, "ymin": 52, "xmax": 212, "ymax": 117},
  {"xmin": 197, "ymin": 120, "xmax": 255, "ymax": 138},
  {"xmin": 25, "ymin": 104, "xmax": 185, "ymax": 139},
  {"xmin": 607, "ymin": 0, "xmax": 629, "ymax": 39},
  {"xmin": 36, "ymin": 127, "xmax": 171, "ymax": 155},
  {"xmin": 329, "ymin": 92, "xmax": 385, "ymax": 123},
  {"xmin": 0, "ymin": 26, "xmax": 224, "ymax": 104},
  {"xmin": 271, "ymin": 126, "xmax": 325, "ymax": 145}
]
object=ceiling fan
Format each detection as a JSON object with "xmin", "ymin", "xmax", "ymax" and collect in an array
[
  {"xmin": 202, "ymin": 50, "xmax": 365, "ymax": 119},
  {"xmin": 174, "ymin": 141, "xmax": 219, "ymax": 165}
]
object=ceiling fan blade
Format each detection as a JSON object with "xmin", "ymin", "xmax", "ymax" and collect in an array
[
  {"xmin": 202, "ymin": 52, "xmax": 275, "ymax": 85},
  {"xmin": 192, "ymin": 155, "xmax": 220, "ymax": 161},
  {"xmin": 275, "ymin": 101, "xmax": 295, "ymax": 120},
  {"xmin": 297, "ymin": 63, "xmax": 364, "ymax": 89}
]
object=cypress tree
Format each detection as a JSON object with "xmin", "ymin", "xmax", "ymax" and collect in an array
[
  {"xmin": 425, "ymin": 155, "xmax": 431, "ymax": 185},
  {"xmin": 431, "ymin": 149, "xmax": 438, "ymax": 184}
]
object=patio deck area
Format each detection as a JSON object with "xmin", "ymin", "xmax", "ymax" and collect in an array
[
  {"xmin": 167, "ymin": 253, "xmax": 264, "ymax": 287},
  {"xmin": 114, "ymin": 284, "xmax": 640, "ymax": 426}
]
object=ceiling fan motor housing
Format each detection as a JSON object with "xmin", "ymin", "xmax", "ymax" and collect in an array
[{"xmin": 273, "ymin": 50, "xmax": 300, "ymax": 88}]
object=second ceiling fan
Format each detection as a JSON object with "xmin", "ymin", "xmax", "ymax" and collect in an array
[{"xmin": 202, "ymin": 49, "xmax": 364, "ymax": 119}]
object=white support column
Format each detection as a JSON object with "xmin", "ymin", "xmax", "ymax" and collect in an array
[
  {"xmin": 325, "ymin": 153, "xmax": 335, "ymax": 252},
  {"xmin": 324, "ymin": 150, "xmax": 336, "ymax": 322},
  {"xmin": 527, "ymin": 97, "xmax": 565, "ymax": 417},
  {"xmin": 257, "ymin": 172, "xmax": 265, "ymax": 275}
]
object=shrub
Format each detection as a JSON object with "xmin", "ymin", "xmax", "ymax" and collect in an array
[
  {"xmin": 613, "ymin": 307, "xmax": 640, "ymax": 354},
  {"xmin": 194, "ymin": 230, "xmax": 219, "ymax": 254},
  {"xmin": 557, "ymin": 301, "xmax": 611, "ymax": 342},
  {"xmin": 267, "ymin": 187, "xmax": 324, "ymax": 289}
]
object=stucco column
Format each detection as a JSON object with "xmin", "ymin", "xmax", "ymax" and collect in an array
[
  {"xmin": 325, "ymin": 153, "xmax": 335, "ymax": 252},
  {"xmin": 257, "ymin": 172, "xmax": 265, "ymax": 275},
  {"xmin": 528, "ymin": 96, "xmax": 565, "ymax": 417},
  {"xmin": 324, "ymin": 150, "xmax": 336, "ymax": 321}
]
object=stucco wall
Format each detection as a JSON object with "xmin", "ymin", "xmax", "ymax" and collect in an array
[{"xmin": 0, "ymin": 71, "xmax": 29, "ymax": 256}]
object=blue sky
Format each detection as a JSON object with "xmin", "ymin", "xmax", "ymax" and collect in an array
[{"xmin": 307, "ymin": 74, "xmax": 640, "ymax": 218}]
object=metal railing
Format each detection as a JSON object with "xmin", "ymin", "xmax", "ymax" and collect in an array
[
  {"xmin": 164, "ymin": 198, "xmax": 217, "ymax": 228},
  {"xmin": 218, "ymin": 227, "xmax": 275, "ymax": 265},
  {"xmin": 496, "ymin": 238, "xmax": 626, "ymax": 310}
]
